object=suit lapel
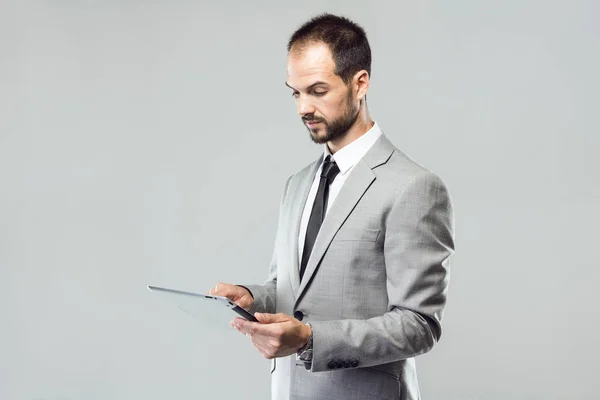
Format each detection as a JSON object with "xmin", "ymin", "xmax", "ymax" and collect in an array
[
  {"xmin": 287, "ymin": 154, "xmax": 323, "ymax": 296},
  {"xmin": 294, "ymin": 133, "xmax": 396, "ymax": 303}
]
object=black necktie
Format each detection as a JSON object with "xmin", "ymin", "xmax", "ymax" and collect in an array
[{"xmin": 300, "ymin": 155, "xmax": 340, "ymax": 281}]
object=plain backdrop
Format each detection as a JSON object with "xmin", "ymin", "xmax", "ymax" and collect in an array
[{"xmin": 1, "ymin": 1, "xmax": 599, "ymax": 399}]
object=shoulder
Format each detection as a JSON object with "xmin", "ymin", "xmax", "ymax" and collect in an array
[
  {"xmin": 377, "ymin": 146, "xmax": 451, "ymax": 199},
  {"xmin": 286, "ymin": 156, "xmax": 321, "ymax": 186}
]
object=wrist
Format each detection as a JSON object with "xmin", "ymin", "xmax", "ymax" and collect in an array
[
  {"xmin": 296, "ymin": 323, "xmax": 313, "ymax": 363},
  {"xmin": 300, "ymin": 323, "xmax": 312, "ymax": 350},
  {"xmin": 235, "ymin": 285, "xmax": 254, "ymax": 299}
]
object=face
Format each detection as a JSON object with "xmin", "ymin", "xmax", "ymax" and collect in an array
[{"xmin": 286, "ymin": 42, "xmax": 360, "ymax": 144}]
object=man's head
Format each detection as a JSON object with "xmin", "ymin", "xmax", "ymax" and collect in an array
[{"xmin": 285, "ymin": 14, "xmax": 372, "ymax": 145}]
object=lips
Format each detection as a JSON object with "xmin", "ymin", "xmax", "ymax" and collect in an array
[{"xmin": 305, "ymin": 120, "xmax": 322, "ymax": 126}]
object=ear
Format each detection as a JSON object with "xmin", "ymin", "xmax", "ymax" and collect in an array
[{"xmin": 353, "ymin": 70, "xmax": 370, "ymax": 103}]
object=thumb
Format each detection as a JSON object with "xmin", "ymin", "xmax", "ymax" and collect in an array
[{"xmin": 255, "ymin": 312, "xmax": 287, "ymax": 324}]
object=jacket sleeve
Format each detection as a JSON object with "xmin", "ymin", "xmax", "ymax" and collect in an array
[
  {"xmin": 238, "ymin": 174, "xmax": 293, "ymax": 315},
  {"xmin": 308, "ymin": 171, "xmax": 455, "ymax": 372}
]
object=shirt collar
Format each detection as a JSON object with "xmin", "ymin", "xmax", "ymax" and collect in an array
[{"xmin": 324, "ymin": 122, "xmax": 383, "ymax": 175}]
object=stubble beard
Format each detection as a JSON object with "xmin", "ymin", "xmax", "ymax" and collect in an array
[{"xmin": 304, "ymin": 91, "xmax": 360, "ymax": 145}]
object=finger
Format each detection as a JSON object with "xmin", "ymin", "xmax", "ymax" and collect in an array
[
  {"xmin": 249, "ymin": 321, "xmax": 258, "ymax": 338},
  {"xmin": 250, "ymin": 336, "xmax": 269, "ymax": 355},
  {"xmin": 234, "ymin": 317, "xmax": 283, "ymax": 340},
  {"xmin": 231, "ymin": 318, "xmax": 248, "ymax": 335},
  {"xmin": 241, "ymin": 320, "xmax": 257, "ymax": 339},
  {"xmin": 253, "ymin": 340, "xmax": 275, "ymax": 359},
  {"xmin": 234, "ymin": 319, "xmax": 253, "ymax": 335},
  {"xmin": 242, "ymin": 320, "xmax": 283, "ymax": 337},
  {"xmin": 239, "ymin": 321, "xmax": 276, "ymax": 340},
  {"xmin": 255, "ymin": 312, "xmax": 289, "ymax": 324}
]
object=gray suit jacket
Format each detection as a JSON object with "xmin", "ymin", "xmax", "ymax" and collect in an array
[{"xmin": 244, "ymin": 132, "xmax": 455, "ymax": 400}]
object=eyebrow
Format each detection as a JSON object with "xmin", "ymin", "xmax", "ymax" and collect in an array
[{"xmin": 285, "ymin": 81, "xmax": 330, "ymax": 91}]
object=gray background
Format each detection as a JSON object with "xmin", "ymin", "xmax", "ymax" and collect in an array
[{"xmin": 1, "ymin": 1, "xmax": 598, "ymax": 399}]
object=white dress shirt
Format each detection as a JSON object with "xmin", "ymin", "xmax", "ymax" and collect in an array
[{"xmin": 298, "ymin": 122, "xmax": 383, "ymax": 267}]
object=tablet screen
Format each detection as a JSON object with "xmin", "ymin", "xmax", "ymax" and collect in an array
[{"xmin": 147, "ymin": 285, "xmax": 257, "ymax": 328}]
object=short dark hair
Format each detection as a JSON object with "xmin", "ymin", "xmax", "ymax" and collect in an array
[{"xmin": 287, "ymin": 13, "xmax": 371, "ymax": 84}]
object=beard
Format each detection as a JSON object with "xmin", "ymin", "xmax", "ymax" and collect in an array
[{"xmin": 303, "ymin": 90, "xmax": 360, "ymax": 145}]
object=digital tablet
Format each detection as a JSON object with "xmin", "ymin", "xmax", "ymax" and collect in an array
[{"xmin": 147, "ymin": 285, "xmax": 258, "ymax": 323}]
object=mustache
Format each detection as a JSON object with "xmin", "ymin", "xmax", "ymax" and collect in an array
[{"xmin": 303, "ymin": 117, "xmax": 325, "ymax": 123}]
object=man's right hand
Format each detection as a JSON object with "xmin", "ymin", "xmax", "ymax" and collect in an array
[{"xmin": 209, "ymin": 282, "xmax": 254, "ymax": 311}]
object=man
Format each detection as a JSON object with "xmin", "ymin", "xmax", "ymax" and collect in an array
[{"xmin": 210, "ymin": 13, "xmax": 455, "ymax": 400}]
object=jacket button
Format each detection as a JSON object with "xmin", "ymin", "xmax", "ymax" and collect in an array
[
  {"xmin": 293, "ymin": 310, "xmax": 304, "ymax": 321},
  {"xmin": 327, "ymin": 360, "xmax": 336, "ymax": 369}
]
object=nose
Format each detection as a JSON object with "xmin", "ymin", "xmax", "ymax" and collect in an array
[{"xmin": 296, "ymin": 96, "xmax": 315, "ymax": 117}]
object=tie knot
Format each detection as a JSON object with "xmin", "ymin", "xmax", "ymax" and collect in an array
[{"xmin": 321, "ymin": 155, "xmax": 340, "ymax": 183}]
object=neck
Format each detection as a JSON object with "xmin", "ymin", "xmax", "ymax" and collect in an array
[{"xmin": 327, "ymin": 104, "xmax": 374, "ymax": 154}]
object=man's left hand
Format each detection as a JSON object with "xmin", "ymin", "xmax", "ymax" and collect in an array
[{"xmin": 231, "ymin": 313, "xmax": 311, "ymax": 359}]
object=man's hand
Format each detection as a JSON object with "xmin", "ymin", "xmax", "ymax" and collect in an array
[
  {"xmin": 209, "ymin": 282, "xmax": 254, "ymax": 311},
  {"xmin": 231, "ymin": 313, "xmax": 312, "ymax": 359}
]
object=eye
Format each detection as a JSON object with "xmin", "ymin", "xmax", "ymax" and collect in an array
[
  {"xmin": 291, "ymin": 91, "xmax": 300, "ymax": 98},
  {"xmin": 313, "ymin": 91, "xmax": 327, "ymax": 96}
]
